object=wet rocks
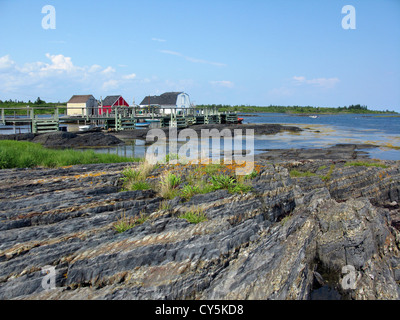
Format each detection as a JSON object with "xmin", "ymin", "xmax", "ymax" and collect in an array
[
  {"xmin": 0, "ymin": 159, "xmax": 399, "ymax": 300},
  {"xmin": 0, "ymin": 131, "xmax": 124, "ymax": 148},
  {"xmin": 112, "ymin": 123, "xmax": 303, "ymax": 140},
  {"xmin": 255, "ymin": 144, "xmax": 376, "ymax": 161}
]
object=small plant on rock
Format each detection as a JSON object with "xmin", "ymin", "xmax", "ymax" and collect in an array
[{"xmin": 178, "ymin": 207, "xmax": 208, "ymax": 224}]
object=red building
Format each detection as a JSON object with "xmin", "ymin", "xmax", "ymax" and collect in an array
[{"xmin": 99, "ymin": 95, "xmax": 129, "ymax": 115}]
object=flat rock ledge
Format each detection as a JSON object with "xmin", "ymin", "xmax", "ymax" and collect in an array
[
  {"xmin": 0, "ymin": 158, "xmax": 399, "ymax": 300},
  {"xmin": 0, "ymin": 123, "xmax": 303, "ymax": 147},
  {"xmin": 0, "ymin": 131, "xmax": 124, "ymax": 148}
]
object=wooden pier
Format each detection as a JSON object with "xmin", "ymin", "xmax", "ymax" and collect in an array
[{"xmin": 0, "ymin": 106, "xmax": 239, "ymax": 134}]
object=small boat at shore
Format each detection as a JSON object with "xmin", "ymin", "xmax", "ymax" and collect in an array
[
  {"xmin": 238, "ymin": 118, "xmax": 244, "ymax": 124},
  {"xmin": 135, "ymin": 122, "xmax": 150, "ymax": 128},
  {"xmin": 79, "ymin": 124, "xmax": 95, "ymax": 132}
]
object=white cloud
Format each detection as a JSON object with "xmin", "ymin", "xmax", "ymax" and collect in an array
[
  {"xmin": 0, "ymin": 55, "xmax": 16, "ymax": 71},
  {"xmin": 152, "ymin": 37, "xmax": 166, "ymax": 42},
  {"xmin": 123, "ymin": 73, "xmax": 136, "ymax": 80},
  {"xmin": 0, "ymin": 54, "xmax": 139, "ymax": 99},
  {"xmin": 268, "ymin": 86, "xmax": 294, "ymax": 97},
  {"xmin": 101, "ymin": 66, "xmax": 116, "ymax": 74},
  {"xmin": 210, "ymin": 80, "xmax": 234, "ymax": 88},
  {"xmin": 43, "ymin": 53, "xmax": 76, "ymax": 72},
  {"xmin": 102, "ymin": 79, "xmax": 119, "ymax": 90},
  {"xmin": 160, "ymin": 50, "xmax": 226, "ymax": 67},
  {"xmin": 292, "ymin": 75, "xmax": 340, "ymax": 89},
  {"xmin": 292, "ymin": 76, "xmax": 306, "ymax": 83},
  {"xmin": 88, "ymin": 64, "xmax": 102, "ymax": 73}
]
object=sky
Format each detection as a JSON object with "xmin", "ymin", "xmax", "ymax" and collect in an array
[{"xmin": 0, "ymin": 0, "xmax": 399, "ymax": 111}]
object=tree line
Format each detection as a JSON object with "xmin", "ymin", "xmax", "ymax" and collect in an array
[{"xmin": 196, "ymin": 104, "xmax": 397, "ymax": 114}]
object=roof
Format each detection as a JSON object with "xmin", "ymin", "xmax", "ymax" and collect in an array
[
  {"xmin": 102, "ymin": 95, "xmax": 122, "ymax": 106},
  {"xmin": 67, "ymin": 95, "xmax": 95, "ymax": 104},
  {"xmin": 139, "ymin": 92, "xmax": 183, "ymax": 106}
]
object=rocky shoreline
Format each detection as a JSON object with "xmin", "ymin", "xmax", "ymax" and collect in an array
[
  {"xmin": 0, "ymin": 123, "xmax": 302, "ymax": 148},
  {"xmin": 1, "ymin": 126, "xmax": 400, "ymax": 300},
  {"xmin": 0, "ymin": 150, "xmax": 399, "ymax": 299}
]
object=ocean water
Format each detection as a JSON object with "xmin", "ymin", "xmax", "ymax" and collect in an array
[
  {"xmin": 92, "ymin": 113, "xmax": 400, "ymax": 161},
  {"xmin": 243, "ymin": 113, "xmax": 400, "ymax": 160},
  {"xmin": 1, "ymin": 113, "xmax": 399, "ymax": 160}
]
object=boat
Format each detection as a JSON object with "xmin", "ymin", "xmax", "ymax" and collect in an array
[
  {"xmin": 79, "ymin": 124, "xmax": 95, "ymax": 132},
  {"xmin": 135, "ymin": 122, "xmax": 150, "ymax": 128},
  {"xmin": 309, "ymin": 116, "xmax": 318, "ymax": 119},
  {"xmin": 238, "ymin": 118, "xmax": 244, "ymax": 124}
]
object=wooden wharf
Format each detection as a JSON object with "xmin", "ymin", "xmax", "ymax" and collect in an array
[{"xmin": 0, "ymin": 106, "xmax": 239, "ymax": 134}]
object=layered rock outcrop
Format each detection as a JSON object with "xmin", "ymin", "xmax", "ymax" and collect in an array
[{"xmin": 0, "ymin": 157, "xmax": 399, "ymax": 300}]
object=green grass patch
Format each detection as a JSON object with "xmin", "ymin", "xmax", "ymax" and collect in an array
[
  {"xmin": 345, "ymin": 161, "xmax": 388, "ymax": 169},
  {"xmin": 289, "ymin": 169, "xmax": 317, "ymax": 178},
  {"xmin": 178, "ymin": 208, "xmax": 208, "ymax": 224},
  {"xmin": 320, "ymin": 164, "xmax": 335, "ymax": 182},
  {"xmin": 121, "ymin": 159, "xmax": 258, "ymax": 201},
  {"xmin": 159, "ymin": 172, "xmax": 182, "ymax": 199},
  {"xmin": 113, "ymin": 211, "xmax": 149, "ymax": 233},
  {"xmin": 120, "ymin": 160, "xmax": 157, "ymax": 191},
  {"xmin": 129, "ymin": 181, "xmax": 152, "ymax": 191},
  {"xmin": 0, "ymin": 140, "xmax": 139, "ymax": 169}
]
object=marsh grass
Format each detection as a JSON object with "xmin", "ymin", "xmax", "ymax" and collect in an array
[{"xmin": 0, "ymin": 140, "xmax": 139, "ymax": 169}]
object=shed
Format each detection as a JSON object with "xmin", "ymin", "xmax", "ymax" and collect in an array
[
  {"xmin": 139, "ymin": 92, "xmax": 191, "ymax": 114},
  {"xmin": 67, "ymin": 95, "xmax": 98, "ymax": 116},
  {"xmin": 100, "ymin": 95, "xmax": 129, "ymax": 115}
]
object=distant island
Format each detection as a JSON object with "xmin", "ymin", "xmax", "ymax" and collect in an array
[{"xmin": 197, "ymin": 104, "xmax": 398, "ymax": 115}]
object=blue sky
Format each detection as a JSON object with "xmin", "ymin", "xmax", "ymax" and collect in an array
[{"xmin": 0, "ymin": 0, "xmax": 399, "ymax": 111}]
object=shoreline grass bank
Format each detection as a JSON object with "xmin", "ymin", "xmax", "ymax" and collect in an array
[{"xmin": 0, "ymin": 140, "xmax": 141, "ymax": 169}]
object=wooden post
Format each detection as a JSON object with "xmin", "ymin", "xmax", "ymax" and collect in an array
[
  {"xmin": 30, "ymin": 108, "xmax": 36, "ymax": 133},
  {"xmin": 115, "ymin": 106, "xmax": 119, "ymax": 131}
]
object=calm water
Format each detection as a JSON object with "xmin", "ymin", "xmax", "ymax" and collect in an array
[
  {"xmin": 1, "ymin": 113, "xmax": 399, "ymax": 160},
  {"xmin": 94, "ymin": 113, "xmax": 400, "ymax": 160},
  {"xmin": 243, "ymin": 113, "xmax": 400, "ymax": 160}
]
